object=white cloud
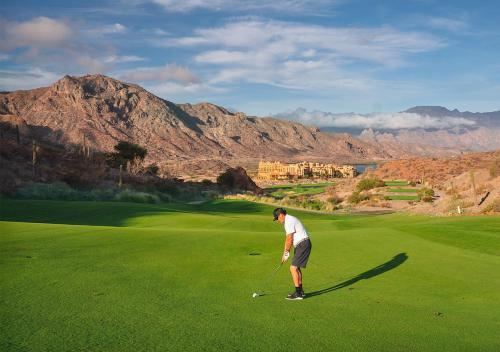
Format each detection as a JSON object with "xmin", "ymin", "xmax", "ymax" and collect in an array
[
  {"xmin": 86, "ymin": 23, "xmax": 128, "ymax": 35},
  {"xmin": 427, "ymin": 17, "xmax": 467, "ymax": 32},
  {"xmin": 144, "ymin": 81, "xmax": 223, "ymax": 97},
  {"xmin": 0, "ymin": 17, "xmax": 72, "ymax": 51},
  {"xmin": 152, "ymin": 28, "xmax": 170, "ymax": 36},
  {"xmin": 274, "ymin": 107, "xmax": 477, "ymax": 130},
  {"xmin": 104, "ymin": 55, "xmax": 146, "ymax": 63},
  {"xmin": 0, "ymin": 17, "xmax": 141, "ymax": 77},
  {"xmin": 149, "ymin": 0, "xmax": 337, "ymax": 13},
  {"xmin": 0, "ymin": 68, "xmax": 60, "ymax": 91},
  {"xmin": 120, "ymin": 63, "xmax": 200, "ymax": 84},
  {"xmin": 158, "ymin": 19, "xmax": 444, "ymax": 90}
]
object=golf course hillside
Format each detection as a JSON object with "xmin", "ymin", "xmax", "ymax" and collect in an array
[{"xmin": 1, "ymin": 199, "xmax": 499, "ymax": 351}]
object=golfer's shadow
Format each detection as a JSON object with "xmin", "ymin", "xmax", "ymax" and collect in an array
[{"xmin": 307, "ymin": 253, "xmax": 408, "ymax": 298}]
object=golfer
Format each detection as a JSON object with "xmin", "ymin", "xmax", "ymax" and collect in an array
[{"xmin": 273, "ymin": 208, "xmax": 312, "ymax": 300}]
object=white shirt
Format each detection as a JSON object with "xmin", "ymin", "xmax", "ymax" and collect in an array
[{"xmin": 284, "ymin": 214, "xmax": 309, "ymax": 247}]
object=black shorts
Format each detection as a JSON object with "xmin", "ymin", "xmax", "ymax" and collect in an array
[{"xmin": 292, "ymin": 239, "xmax": 312, "ymax": 268}]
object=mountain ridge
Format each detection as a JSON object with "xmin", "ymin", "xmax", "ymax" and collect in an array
[{"xmin": 0, "ymin": 74, "xmax": 390, "ymax": 177}]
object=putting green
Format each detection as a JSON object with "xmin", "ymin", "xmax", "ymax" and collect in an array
[{"xmin": 1, "ymin": 199, "xmax": 500, "ymax": 351}]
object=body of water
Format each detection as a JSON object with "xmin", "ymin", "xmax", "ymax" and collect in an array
[{"xmin": 355, "ymin": 163, "xmax": 378, "ymax": 174}]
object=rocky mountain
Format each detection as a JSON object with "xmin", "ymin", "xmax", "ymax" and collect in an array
[
  {"xmin": 404, "ymin": 106, "xmax": 500, "ymax": 128},
  {"xmin": 359, "ymin": 106, "xmax": 500, "ymax": 155},
  {"xmin": 275, "ymin": 105, "xmax": 500, "ymax": 156},
  {"xmin": 0, "ymin": 74, "xmax": 387, "ymax": 177}
]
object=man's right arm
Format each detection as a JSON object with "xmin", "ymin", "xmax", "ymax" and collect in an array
[{"xmin": 282, "ymin": 233, "xmax": 293, "ymax": 263}]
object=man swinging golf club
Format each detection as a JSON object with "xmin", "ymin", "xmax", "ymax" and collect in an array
[{"xmin": 273, "ymin": 208, "xmax": 312, "ymax": 300}]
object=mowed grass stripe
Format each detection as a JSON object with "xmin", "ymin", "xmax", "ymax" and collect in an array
[
  {"xmin": 387, "ymin": 188, "xmax": 419, "ymax": 193},
  {"xmin": 1, "ymin": 199, "xmax": 500, "ymax": 351}
]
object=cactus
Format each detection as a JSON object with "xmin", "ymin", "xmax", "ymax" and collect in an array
[
  {"xmin": 119, "ymin": 164, "xmax": 123, "ymax": 188},
  {"xmin": 32, "ymin": 139, "xmax": 38, "ymax": 177},
  {"xmin": 470, "ymin": 170, "xmax": 477, "ymax": 204},
  {"xmin": 82, "ymin": 133, "xmax": 87, "ymax": 156}
]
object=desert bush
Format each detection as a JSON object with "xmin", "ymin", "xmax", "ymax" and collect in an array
[
  {"xmin": 325, "ymin": 184, "xmax": 337, "ymax": 197},
  {"xmin": 476, "ymin": 183, "xmax": 493, "ymax": 194},
  {"xmin": 202, "ymin": 190, "xmax": 220, "ymax": 200},
  {"xmin": 87, "ymin": 187, "xmax": 119, "ymax": 200},
  {"xmin": 300, "ymin": 199, "xmax": 324, "ymax": 210},
  {"xmin": 16, "ymin": 182, "xmax": 81, "ymax": 200},
  {"xmin": 144, "ymin": 163, "xmax": 159, "ymax": 175},
  {"xmin": 201, "ymin": 179, "xmax": 213, "ymax": 186},
  {"xmin": 356, "ymin": 178, "xmax": 384, "ymax": 191},
  {"xmin": 490, "ymin": 158, "xmax": 500, "ymax": 178},
  {"xmin": 482, "ymin": 198, "xmax": 500, "ymax": 213},
  {"xmin": 326, "ymin": 195, "xmax": 343, "ymax": 204},
  {"xmin": 418, "ymin": 187, "xmax": 435, "ymax": 202},
  {"xmin": 216, "ymin": 170, "xmax": 235, "ymax": 188},
  {"xmin": 348, "ymin": 191, "xmax": 369, "ymax": 204},
  {"xmin": 458, "ymin": 200, "xmax": 475, "ymax": 209},
  {"xmin": 114, "ymin": 189, "xmax": 160, "ymax": 204}
]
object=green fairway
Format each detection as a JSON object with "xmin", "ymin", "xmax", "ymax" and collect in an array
[
  {"xmin": 265, "ymin": 182, "xmax": 332, "ymax": 199},
  {"xmin": 385, "ymin": 180, "xmax": 410, "ymax": 186},
  {"xmin": 1, "ymin": 199, "xmax": 500, "ymax": 351},
  {"xmin": 386, "ymin": 195, "xmax": 421, "ymax": 201},
  {"xmin": 387, "ymin": 188, "xmax": 419, "ymax": 193}
]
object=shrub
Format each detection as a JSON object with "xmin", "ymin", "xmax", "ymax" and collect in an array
[
  {"xmin": 356, "ymin": 178, "xmax": 385, "ymax": 191},
  {"xmin": 87, "ymin": 187, "xmax": 119, "ymax": 201},
  {"xmin": 490, "ymin": 158, "xmax": 500, "ymax": 178},
  {"xmin": 348, "ymin": 191, "xmax": 369, "ymax": 204},
  {"xmin": 202, "ymin": 190, "xmax": 220, "ymax": 200},
  {"xmin": 144, "ymin": 163, "xmax": 159, "ymax": 175},
  {"xmin": 114, "ymin": 189, "xmax": 160, "ymax": 203},
  {"xmin": 16, "ymin": 182, "xmax": 80, "ymax": 200},
  {"xmin": 417, "ymin": 187, "xmax": 435, "ymax": 202},
  {"xmin": 325, "ymin": 184, "xmax": 337, "ymax": 196},
  {"xmin": 201, "ymin": 179, "xmax": 213, "ymax": 186},
  {"xmin": 216, "ymin": 170, "xmax": 235, "ymax": 188},
  {"xmin": 326, "ymin": 195, "xmax": 343, "ymax": 204},
  {"xmin": 482, "ymin": 198, "xmax": 500, "ymax": 213}
]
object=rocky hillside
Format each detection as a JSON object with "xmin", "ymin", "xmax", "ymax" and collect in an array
[
  {"xmin": 0, "ymin": 74, "xmax": 387, "ymax": 177},
  {"xmin": 373, "ymin": 150, "xmax": 500, "ymax": 186},
  {"xmin": 359, "ymin": 106, "xmax": 500, "ymax": 155}
]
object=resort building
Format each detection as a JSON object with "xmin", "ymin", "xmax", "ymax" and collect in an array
[{"xmin": 257, "ymin": 161, "xmax": 356, "ymax": 180}]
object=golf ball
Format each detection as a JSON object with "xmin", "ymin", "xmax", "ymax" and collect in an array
[{"xmin": 252, "ymin": 293, "xmax": 258, "ymax": 298}]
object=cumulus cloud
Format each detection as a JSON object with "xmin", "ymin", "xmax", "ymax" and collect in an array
[
  {"xmin": 0, "ymin": 17, "xmax": 145, "ymax": 83},
  {"xmin": 0, "ymin": 17, "xmax": 72, "ymax": 51},
  {"xmin": 157, "ymin": 19, "xmax": 445, "ymax": 90},
  {"xmin": 120, "ymin": 63, "xmax": 200, "ymax": 84},
  {"xmin": 274, "ymin": 108, "xmax": 477, "ymax": 130}
]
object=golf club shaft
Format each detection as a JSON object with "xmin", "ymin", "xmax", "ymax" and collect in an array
[{"xmin": 258, "ymin": 263, "xmax": 282, "ymax": 291}]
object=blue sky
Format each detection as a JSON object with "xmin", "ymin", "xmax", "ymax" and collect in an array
[{"xmin": 1, "ymin": 0, "xmax": 499, "ymax": 117}]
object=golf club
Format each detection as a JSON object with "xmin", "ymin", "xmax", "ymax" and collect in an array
[{"xmin": 252, "ymin": 262, "xmax": 283, "ymax": 298}]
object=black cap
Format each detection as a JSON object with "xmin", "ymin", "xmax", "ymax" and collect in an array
[{"xmin": 273, "ymin": 208, "xmax": 286, "ymax": 221}]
